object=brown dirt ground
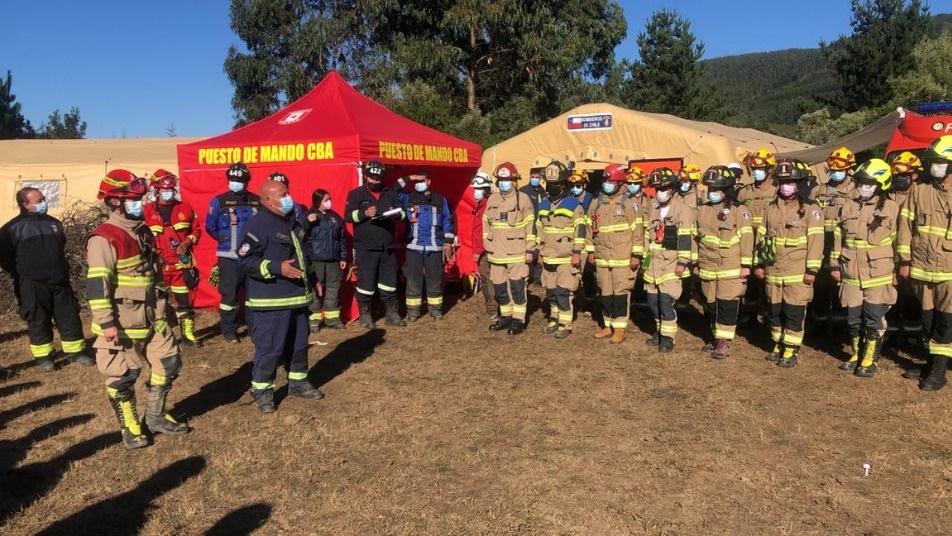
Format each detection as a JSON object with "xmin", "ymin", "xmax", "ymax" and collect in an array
[{"xmin": 0, "ymin": 291, "xmax": 950, "ymax": 535}]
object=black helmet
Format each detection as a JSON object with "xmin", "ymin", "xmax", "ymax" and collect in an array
[
  {"xmin": 772, "ymin": 159, "xmax": 812, "ymax": 182},
  {"xmin": 648, "ymin": 167, "xmax": 679, "ymax": 190},
  {"xmin": 544, "ymin": 160, "xmax": 569, "ymax": 185},
  {"xmin": 364, "ymin": 160, "xmax": 386, "ymax": 179},
  {"xmin": 701, "ymin": 166, "xmax": 736, "ymax": 190},
  {"xmin": 268, "ymin": 171, "xmax": 289, "ymax": 185},
  {"xmin": 227, "ymin": 162, "xmax": 251, "ymax": 182}
]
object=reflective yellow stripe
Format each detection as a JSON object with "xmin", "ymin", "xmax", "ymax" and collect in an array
[
  {"xmin": 910, "ymin": 267, "xmax": 952, "ymax": 282},
  {"xmin": 91, "ymin": 323, "xmax": 151, "ymax": 339},
  {"xmin": 844, "ymin": 235, "xmax": 894, "ymax": 249},
  {"xmin": 597, "ymin": 223, "xmax": 633, "ymax": 233},
  {"xmin": 150, "ymin": 373, "xmax": 169, "ymax": 386},
  {"xmin": 765, "ymin": 274, "xmax": 804, "ymax": 285},
  {"xmin": 247, "ymin": 295, "xmax": 311, "ymax": 308},
  {"xmin": 172, "ymin": 222, "xmax": 191, "ymax": 230},
  {"xmin": 148, "ymin": 226, "xmax": 164, "ymax": 234},
  {"xmin": 842, "ymin": 274, "xmax": 894, "ymax": 289},
  {"xmin": 699, "ymin": 268, "xmax": 741, "ymax": 279},
  {"xmin": 377, "ymin": 283, "xmax": 396, "ymax": 292},
  {"xmin": 899, "ymin": 207, "xmax": 915, "ymax": 221},
  {"xmin": 87, "ymin": 267, "xmax": 113, "ymax": 278},
  {"xmin": 595, "ymin": 258, "xmax": 631, "ymax": 268},
  {"xmin": 714, "ymin": 328, "xmax": 736, "ymax": 340},
  {"xmin": 288, "ymin": 371, "xmax": 308, "ymax": 381},
  {"xmin": 61, "ymin": 339, "xmax": 85, "ymax": 353},
  {"xmin": 116, "ymin": 255, "xmax": 143, "ymax": 270},
  {"xmin": 488, "ymin": 255, "xmax": 526, "ymax": 264},
  {"xmin": 543, "ymin": 257, "xmax": 572, "ymax": 265},
  {"xmin": 324, "ymin": 310, "xmax": 340, "ymax": 319},
  {"xmin": 30, "ymin": 342, "xmax": 55, "ymax": 358},
  {"xmin": 88, "ymin": 298, "xmax": 112, "ymax": 310},
  {"xmin": 896, "ymin": 245, "xmax": 911, "ymax": 254},
  {"xmin": 645, "ymin": 272, "xmax": 688, "ymax": 285},
  {"xmin": 259, "ymin": 260, "xmax": 273, "ymax": 279},
  {"xmin": 252, "ymin": 381, "xmax": 275, "ymax": 391},
  {"xmin": 406, "ymin": 297, "xmax": 423, "ymax": 306}
]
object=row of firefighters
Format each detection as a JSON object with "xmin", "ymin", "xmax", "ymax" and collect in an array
[{"xmin": 472, "ymin": 136, "xmax": 952, "ymax": 394}]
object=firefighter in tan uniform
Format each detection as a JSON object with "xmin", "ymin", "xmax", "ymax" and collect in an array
[
  {"xmin": 484, "ymin": 162, "xmax": 537, "ymax": 335},
  {"xmin": 536, "ymin": 161, "xmax": 587, "ymax": 339},
  {"xmin": 86, "ymin": 170, "xmax": 189, "ymax": 449},
  {"xmin": 643, "ymin": 168, "xmax": 695, "ymax": 352},
  {"xmin": 676, "ymin": 164, "xmax": 703, "ymax": 209},
  {"xmin": 887, "ymin": 151, "xmax": 924, "ymax": 345},
  {"xmin": 587, "ymin": 163, "xmax": 645, "ymax": 343},
  {"xmin": 754, "ymin": 160, "xmax": 824, "ymax": 367},
  {"xmin": 897, "ymin": 135, "xmax": 952, "ymax": 390},
  {"xmin": 831, "ymin": 159, "xmax": 899, "ymax": 378},
  {"xmin": 738, "ymin": 149, "xmax": 778, "ymax": 323},
  {"xmin": 812, "ymin": 147, "xmax": 857, "ymax": 324},
  {"xmin": 695, "ymin": 166, "xmax": 754, "ymax": 360}
]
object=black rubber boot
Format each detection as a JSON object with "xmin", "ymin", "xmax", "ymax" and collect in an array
[
  {"xmin": 507, "ymin": 322, "xmax": 526, "ymax": 336},
  {"xmin": 778, "ymin": 345, "xmax": 799, "ymax": 368},
  {"xmin": 254, "ymin": 389, "xmax": 276, "ymax": 413},
  {"xmin": 407, "ymin": 308, "xmax": 421, "ymax": 323},
  {"xmin": 108, "ymin": 388, "xmax": 150, "ymax": 449},
  {"xmin": 384, "ymin": 300, "xmax": 405, "ymax": 327},
  {"xmin": 288, "ymin": 382, "xmax": 325, "ymax": 400},
  {"xmin": 920, "ymin": 355, "xmax": 948, "ymax": 391},
  {"xmin": 489, "ymin": 316, "xmax": 512, "ymax": 332},
  {"xmin": 542, "ymin": 320, "xmax": 559, "ymax": 334},
  {"xmin": 145, "ymin": 383, "xmax": 190, "ymax": 436},
  {"xmin": 765, "ymin": 343, "xmax": 782, "ymax": 363},
  {"xmin": 658, "ymin": 336, "xmax": 674, "ymax": 353},
  {"xmin": 554, "ymin": 325, "xmax": 571, "ymax": 339},
  {"xmin": 358, "ymin": 302, "xmax": 375, "ymax": 330},
  {"xmin": 902, "ymin": 366, "xmax": 927, "ymax": 380},
  {"xmin": 645, "ymin": 332, "xmax": 660, "ymax": 347}
]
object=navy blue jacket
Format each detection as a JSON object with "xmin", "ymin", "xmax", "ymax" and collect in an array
[
  {"xmin": 205, "ymin": 191, "xmax": 261, "ymax": 258},
  {"xmin": 519, "ymin": 183, "xmax": 546, "ymax": 213},
  {"xmin": 237, "ymin": 208, "xmax": 311, "ymax": 310},
  {"xmin": 0, "ymin": 212, "xmax": 70, "ymax": 285},
  {"xmin": 304, "ymin": 209, "xmax": 348, "ymax": 262}
]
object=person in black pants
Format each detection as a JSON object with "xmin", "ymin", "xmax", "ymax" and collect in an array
[
  {"xmin": 305, "ymin": 188, "xmax": 348, "ymax": 332},
  {"xmin": 0, "ymin": 187, "xmax": 91, "ymax": 372},
  {"xmin": 345, "ymin": 160, "xmax": 406, "ymax": 329}
]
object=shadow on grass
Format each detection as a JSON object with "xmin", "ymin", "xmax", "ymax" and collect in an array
[
  {"xmin": 0, "ymin": 393, "xmax": 73, "ymax": 427},
  {"xmin": 204, "ymin": 502, "xmax": 272, "ymax": 535},
  {"xmin": 0, "ymin": 414, "xmax": 94, "ymax": 471},
  {"xmin": 0, "ymin": 431, "xmax": 119, "ymax": 524},
  {"xmin": 33, "ymin": 456, "xmax": 206, "ymax": 536},
  {"xmin": 0, "ymin": 327, "xmax": 28, "ymax": 344},
  {"xmin": 0, "ymin": 381, "xmax": 41, "ymax": 399},
  {"xmin": 308, "ymin": 328, "xmax": 386, "ymax": 388},
  {"xmin": 174, "ymin": 362, "xmax": 253, "ymax": 420}
]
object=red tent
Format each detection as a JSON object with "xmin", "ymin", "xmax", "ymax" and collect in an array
[
  {"xmin": 177, "ymin": 72, "xmax": 482, "ymax": 317},
  {"xmin": 886, "ymin": 110, "xmax": 952, "ymax": 159}
]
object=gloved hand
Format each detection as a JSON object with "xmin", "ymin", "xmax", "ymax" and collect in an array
[{"xmin": 208, "ymin": 265, "xmax": 221, "ymax": 287}]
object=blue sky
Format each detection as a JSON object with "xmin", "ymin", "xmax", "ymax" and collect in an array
[{"xmin": 2, "ymin": 0, "xmax": 873, "ymax": 139}]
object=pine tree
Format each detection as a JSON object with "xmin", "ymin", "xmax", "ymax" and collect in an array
[{"xmin": 0, "ymin": 70, "xmax": 34, "ymax": 139}]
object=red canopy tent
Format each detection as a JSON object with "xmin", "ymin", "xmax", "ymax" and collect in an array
[{"xmin": 177, "ymin": 72, "xmax": 482, "ymax": 317}]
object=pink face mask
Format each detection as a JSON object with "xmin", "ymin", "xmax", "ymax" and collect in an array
[{"xmin": 779, "ymin": 183, "xmax": 798, "ymax": 198}]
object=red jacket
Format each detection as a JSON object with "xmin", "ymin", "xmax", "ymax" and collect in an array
[
  {"xmin": 144, "ymin": 201, "xmax": 202, "ymax": 271},
  {"xmin": 472, "ymin": 198, "xmax": 487, "ymax": 256}
]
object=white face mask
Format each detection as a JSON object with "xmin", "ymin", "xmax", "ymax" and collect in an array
[
  {"xmin": 321, "ymin": 199, "xmax": 332, "ymax": 211},
  {"xmin": 752, "ymin": 169, "xmax": 767, "ymax": 182},
  {"xmin": 473, "ymin": 189, "xmax": 485, "ymax": 201},
  {"xmin": 828, "ymin": 170, "xmax": 847, "ymax": 183},
  {"xmin": 570, "ymin": 186, "xmax": 584, "ymax": 197},
  {"xmin": 931, "ymin": 163, "xmax": 949, "ymax": 179},
  {"xmin": 857, "ymin": 183, "xmax": 877, "ymax": 199},
  {"xmin": 160, "ymin": 191, "xmax": 175, "ymax": 202},
  {"xmin": 656, "ymin": 190, "xmax": 672, "ymax": 204}
]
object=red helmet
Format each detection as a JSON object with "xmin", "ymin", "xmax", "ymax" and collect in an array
[
  {"xmin": 493, "ymin": 162, "xmax": 520, "ymax": 180},
  {"xmin": 603, "ymin": 163, "xmax": 626, "ymax": 183},
  {"xmin": 98, "ymin": 169, "xmax": 148, "ymax": 200},
  {"xmin": 151, "ymin": 168, "xmax": 178, "ymax": 190}
]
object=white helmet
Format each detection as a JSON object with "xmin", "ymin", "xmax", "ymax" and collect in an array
[{"xmin": 471, "ymin": 172, "xmax": 492, "ymax": 188}]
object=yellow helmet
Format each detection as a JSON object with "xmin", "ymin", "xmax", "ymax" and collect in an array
[
  {"xmin": 678, "ymin": 163, "xmax": 702, "ymax": 182},
  {"xmin": 746, "ymin": 148, "xmax": 776, "ymax": 169},
  {"xmin": 925, "ymin": 135, "xmax": 952, "ymax": 163},
  {"xmin": 890, "ymin": 151, "xmax": 923, "ymax": 175},
  {"xmin": 854, "ymin": 158, "xmax": 892, "ymax": 192},
  {"xmin": 826, "ymin": 147, "xmax": 856, "ymax": 171},
  {"xmin": 567, "ymin": 169, "xmax": 589, "ymax": 184},
  {"xmin": 625, "ymin": 166, "xmax": 646, "ymax": 184}
]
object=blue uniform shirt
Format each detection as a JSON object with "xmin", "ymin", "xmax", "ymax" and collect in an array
[{"xmin": 205, "ymin": 191, "xmax": 261, "ymax": 258}]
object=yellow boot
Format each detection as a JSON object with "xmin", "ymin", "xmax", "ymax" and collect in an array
[{"xmin": 839, "ymin": 335, "xmax": 861, "ymax": 372}]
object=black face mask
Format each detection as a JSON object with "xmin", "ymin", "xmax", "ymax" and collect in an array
[
  {"xmin": 367, "ymin": 181, "xmax": 383, "ymax": 192},
  {"xmin": 893, "ymin": 175, "xmax": 912, "ymax": 192},
  {"xmin": 546, "ymin": 184, "xmax": 565, "ymax": 199}
]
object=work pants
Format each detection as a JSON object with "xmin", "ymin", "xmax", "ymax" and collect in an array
[
  {"xmin": 701, "ymin": 277, "xmax": 746, "ymax": 341},
  {"xmin": 915, "ymin": 280, "xmax": 952, "ymax": 358},
  {"xmin": 18, "ymin": 278, "xmax": 85, "ymax": 359},
  {"xmin": 354, "ymin": 248, "xmax": 398, "ymax": 307},
  {"xmin": 765, "ymin": 280, "xmax": 813, "ymax": 347},
  {"xmin": 404, "ymin": 250, "xmax": 444, "ymax": 314},
  {"xmin": 840, "ymin": 283, "xmax": 897, "ymax": 337},
  {"xmin": 308, "ymin": 260, "xmax": 343, "ymax": 326},
  {"xmin": 543, "ymin": 263, "xmax": 580, "ymax": 329},
  {"xmin": 249, "ymin": 307, "xmax": 310, "ymax": 395},
  {"xmin": 95, "ymin": 326, "xmax": 180, "ymax": 389},
  {"xmin": 596, "ymin": 266, "xmax": 635, "ymax": 331},
  {"xmin": 647, "ymin": 278, "xmax": 683, "ymax": 339},
  {"xmin": 217, "ymin": 257, "xmax": 249, "ymax": 337},
  {"xmin": 491, "ymin": 262, "xmax": 529, "ymax": 322}
]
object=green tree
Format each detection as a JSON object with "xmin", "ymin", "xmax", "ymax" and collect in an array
[
  {"xmin": 889, "ymin": 30, "xmax": 952, "ymax": 107},
  {"xmin": 0, "ymin": 70, "xmax": 34, "ymax": 139},
  {"xmin": 623, "ymin": 9, "xmax": 724, "ymax": 121},
  {"xmin": 38, "ymin": 107, "xmax": 87, "ymax": 139},
  {"xmin": 795, "ymin": 107, "xmax": 877, "ymax": 144},
  {"xmin": 224, "ymin": 0, "xmax": 373, "ymax": 127},
  {"xmin": 821, "ymin": 0, "xmax": 934, "ymax": 112}
]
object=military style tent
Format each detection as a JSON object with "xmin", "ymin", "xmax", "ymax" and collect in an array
[
  {"xmin": 177, "ymin": 72, "xmax": 482, "ymax": 311},
  {"xmin": 482, "ymin": 103, "xmax": 813, "ymax": 179}
]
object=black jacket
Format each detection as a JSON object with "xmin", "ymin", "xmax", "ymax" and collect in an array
[
  {"xmin": 237, "ymin": 208, "xmax": 311, "ymax": 311},
  {"xmin": 305, "ymin": 209, "xmax": 348, "ymax": 262},
  {"xmin": 344, "ymin": 185, "xmax": 405, "ymax": 251},
  {"xmin": 0, "ymin": 212, "xmax": 70, "ymax": 285}
]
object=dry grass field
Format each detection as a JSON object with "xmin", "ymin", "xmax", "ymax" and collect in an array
[{"xmin": 1, "ymin": 291, "xmax": 951, "ymax": 535}]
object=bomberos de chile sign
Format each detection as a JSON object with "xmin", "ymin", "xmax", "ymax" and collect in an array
[{"xmin": 567, "ymin": 113, "xmax": 613, "ymax": 132}]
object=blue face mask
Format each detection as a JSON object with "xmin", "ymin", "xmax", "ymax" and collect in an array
[
  {"xmin": 229, "ymin": 180, "xmax": 246, "ymax": 193},
  {"xmin": 529, "ymin": 177, "xmax": 541, "ymax": 187},
  {"xmin": 498, "ymin": 181, "xmax": 513, "ymax": 193},
  {"xmin": 828, "ymin": 170, "xmax": 846, "ymax": 183},
  {"xmin": 602, "ymin": 182, "xmax": 617, "ymax": 195},
  {"xmin": 752, "ymin": 169, "xmax": 767, "ymax": 182},
  {"xmin": 473, "ymin": 189, "xmax": 485, "ymax": 201},
  {"xmin": 708, "ymin": 191, "xmax": 724, "ymax": 204},
  {"xmin": 160, "ymin": 191, "xmax": 175, "ymax": 202},
  {"xmin": 34, "ymin": 201, "xmax": 48, "ymax": 215},
  {"xmin": 571, "ymin": 186, "xmax": 584, "ymax": 197},
  {"xmin": 124, "ymin": 199, "xmax": 144, "ymax": 218},
  {"xmin": 414, "ymin": 182, "xmax": 428, "ymax": 193},
  {"xmin": 279, "ymin": 195, "xmax": 294, "ymax": 215},
  {"xmin": 626, "ymin": 184, "xmax": 641, "ymax": 195},
  {"xmin": 679, "ymin": 182, "xmax": 691, "ymax": 193}
]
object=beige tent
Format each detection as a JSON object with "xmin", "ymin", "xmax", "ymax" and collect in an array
[
  {"xmin": 482, "ymin": 103, "xmax": 813, "ymax": 179},
  {"xmin": 0, "ymin": 138, "xmax": 197, "ymax": 223}
]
